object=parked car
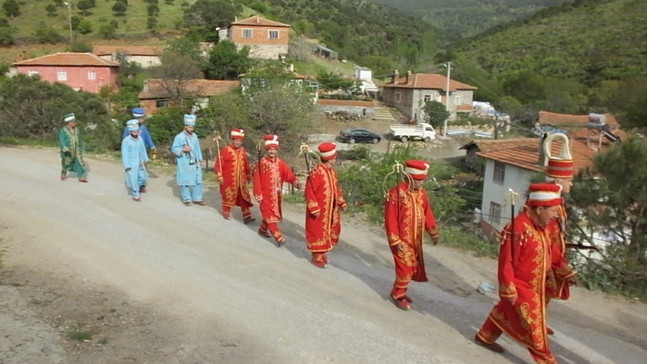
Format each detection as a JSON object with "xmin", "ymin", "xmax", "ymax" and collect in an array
[{"xmin": 339, "ymin": 128, "xmax": 382, "ymax": 144}]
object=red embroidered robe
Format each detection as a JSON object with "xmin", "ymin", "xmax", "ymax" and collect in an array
[
  {"xmin": 305, "ymin": 163, "xmax": 347, "ymax": 253},
  {"xmin": 252, "ymin": 156, "xmax": 297, "ymax": 224},
  {"xmin": 489, "ymin": 210, "xmax": 554, "ymax": 362},
  {"xmin": 545, "ymin": 203, "xmax": 574, "ymax": 300},
  {"xmin": 215, "ymin": 145, "xmax": 253, "ymax": 208},
  {"xmin": 384, "ymin": 181, "xmax": 439, "ymax": 285}
]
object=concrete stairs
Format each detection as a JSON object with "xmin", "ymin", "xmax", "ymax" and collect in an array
[{"xmin": 372, "ymin": 106, "xmax": 396, "ymax": 122}]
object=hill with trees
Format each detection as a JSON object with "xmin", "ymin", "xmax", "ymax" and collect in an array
[
  {"xmin": 370, "ymin": 0, "xmax": 570, "ymax": 38},
  {"xmin": 446, "ymin": 0, "xmax": 647, "ymax": 128}
]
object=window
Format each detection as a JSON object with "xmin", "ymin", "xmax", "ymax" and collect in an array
[
  {"xmin": 57, "ymin": 70, "xmax": 67, "ymax": 81},
  {"xmin": 28, "ymin": 70, "xmax": 39, "ymax": 76},
  {"xmin": 489, "ymin": 202, "xmax": 502, "ymax": 225},
  {"xmin": 395, "ymin": 92, "xmax": 401, "ymax": 102},
  {"xmin": 156, "ymin": 100, "xmax": 169, "ymax": 108},
  {"xmin": 455, "ymin": 95, "xmax": 462, "ymax": 105},
  {"xmin": 423, "ymin": 94, "xmax": 432, "ymax": 102},
  {"xmin": 242, "ymin": 29, "xmax": 252, "ymax": 38},
  {"xmin": 493, "ymin": 161, "xmax": 505, "ymax": 184},
  {"xmin": 88, "ymin": 71, "xmax": 96, "ymax": 80},
  {"xmin": 268, "ymin": 30, "xmax": 279, "ymax": 39}
]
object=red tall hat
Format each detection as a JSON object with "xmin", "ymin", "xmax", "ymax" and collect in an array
[
  {"xmin": 318, "ymin": 142, "xmax": 337, "ymax": 161},
  {"xmin": 527, "ymin": 183, "xmax": 562, "ymax": 207},
  {"xmin": 546, "ymin": 157, "xmax": 574, "ymax": 179},
  {"xmin": 230, "ymin": 128, "xmax": 245, "ymax": 140},
  {"xmin": 405, "ymin": 159, "xmax": 430, "ymax": 180},
  {"xmin": 264, "ymin": 134, "xmax": 279, "ymax": 150}
]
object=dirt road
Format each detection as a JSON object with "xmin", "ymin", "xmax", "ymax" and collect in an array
[{"xmin": 1, "ymin": 146, "xmax": 646, "ymax": 364}]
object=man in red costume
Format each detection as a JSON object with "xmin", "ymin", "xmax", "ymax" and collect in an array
[
  {"xmin": 385, "ymin": 159, "xmax": 439, "ymax": 310},
  {"xmin": 253, "ymin": 135, "xmax": 301, "ymax": 246},
  {"xmin": 544, "ymin": 154, "xmax": 577, "ymax": 334},
  {"xmin": 215, "ymin": 128, "xmax": 254, "ymax": 223},
  {"xmin": 305, "ymin": 142, "xmax": 347, "ymax": 268},
  {"xmin": 474, "ymin": 183, "xmax": 563, "ymax": 364}
]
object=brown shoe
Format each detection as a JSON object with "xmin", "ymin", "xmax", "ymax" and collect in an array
[
  {"xmin": 132, "ymin": 197, "xmax": 141, "ymax": 202},
  {"xmin": 60, "ymin": 174, "xmax": 67, "ymax": 181},
  {"xmin": 258, "ymin": 229, "xmax": 271, "ymax": 238},
  {"xmin": 547, "ymin": 326, "xmax": 555, "ymax": 335},
  {"xmin": 474, "ymin": 334, "xmax": 505, "ymax": 353},
  {"xmin": 79, "ymin": 178, "xmax": 88, "ymax": 183},
  {"xmin": 139, "ymin": 186, "xmax": 147, "ymax": 193},
  {"xmin": 391, "ymin": 296, "xmax": 410, "ymax": 311},
  {"xmin": 275, "ymin": 237, "xmax": 285, "ymax": 247},
  {"xmin": 223, "ymin": 211, "xmax": 232, "ymax": 220},
  {"xmin": 243, "ymin": 217, "xmax": 256, "ymax": 224},
  {"xmin": 194, "ymin": 201, "xmax": 207, "ymax": 206},
  {"xmin": 183, "ymin": 201, "xmax": 192, "ymax": 206},
  {"xmin": 311, "ymin": 259, "xmax": 327, "ymax": 269}
]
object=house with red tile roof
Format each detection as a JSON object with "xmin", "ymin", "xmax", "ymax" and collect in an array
[
  {"xmin": 93, "ymin": 45, "xmax": 164, "ymax": 68},
  {"xmin": 12, "ymin": 52, "xmax": 119, "ymax": 93},
  {"xmin": 218, "ymin": 15, "xmax": 290, "ymax": 60},
  {"xmin": 381, "ymin": 71, "xmax": 477, "ymax": 123},
  {"xmin": 469, "ymin": 111, "xmax": 622, "ymax": 233},
  {"xmin": 138, "ymin": 79, "xmax": 240, "ymax": 114}
]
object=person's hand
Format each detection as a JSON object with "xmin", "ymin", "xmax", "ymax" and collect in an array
[
  {"xmin": 505, "ymin": 295, "xmax": 517, "ymax": 306},
  {"xmin": 566, "ymin": 276, "xmax": 577, "ymax": 286},
  {"xmin": 432, "ymin": 236, "xmax": 439, "ymax": 246},
  {"xmin": 340, "ymin": 204, "xmax": 347, "ymax": 212},
  {"xmin": 293, "ymin": 181, "xmax": 303, "ymax": 190},
  {"xmin": 182, "ymin": 145, "xmax": 191, "ymax": 152}
]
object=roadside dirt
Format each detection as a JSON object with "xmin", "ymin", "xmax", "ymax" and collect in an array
[{"xmin": 1, "ymin": 146, "xmax": 646, "ymax": 364}]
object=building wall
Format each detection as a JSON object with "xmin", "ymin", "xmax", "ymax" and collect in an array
[
  {"xmin": 236, "ymin": 43, "xmax": 288, "ymax": 60},
  {"xmin": 15, "ymin": 66, "xmax": 118, "ymax": 93},
  {"xmin": 480, "ymin": 160, "xmax": 532, "ymax": 232},
  {"xmin": 316, "ymin": 99, "xmax": 375, "ymax": 117},
  {"xmin": 98, "ymin": 55, "xmax": 161, "ymax": 68}
]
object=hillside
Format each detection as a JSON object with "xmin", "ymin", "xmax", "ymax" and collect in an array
[
  {"xmin": 0, "ymin": 0, "xmax": 441, "ymax": 76},
  {"xmin": 370, "ymin": 0, "xmax": 569, "ymax": 38}
]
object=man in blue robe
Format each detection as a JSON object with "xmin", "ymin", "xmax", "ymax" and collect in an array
[
  {"xmin": 122, "ymin": 107, "xmax": 156, "ymax": 152},
  {"xmin": 121, "ymin": 123, "xmax": 149, "ymax": 201},
  {"xmin": 171, "ymin": 114, "xmax": 206, "ymax": 206}
]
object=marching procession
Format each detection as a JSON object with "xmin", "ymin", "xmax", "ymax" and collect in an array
[{"xmin": 58, "ymin": 109, "xmax": 577, "ymax": 364}]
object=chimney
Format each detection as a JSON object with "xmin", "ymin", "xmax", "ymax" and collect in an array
[
  {"xmin": 392, "ymin": 70, "xmax": 399, "ymax": 84},
  {"xmin": 256, "ymin": 14, "xmax": 260, "ymax": 23},
  {"xmin": 538, "ymin": 132, "xmax": 548, "ymax": 166},
  {"xmin": 406, "ymin": 70, "xmax": 412, "ymax": 84}
]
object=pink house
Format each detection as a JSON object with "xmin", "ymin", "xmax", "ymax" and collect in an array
[{"xmin": 12, "ymin": 52, "xmax": 120, "ymax": 93}]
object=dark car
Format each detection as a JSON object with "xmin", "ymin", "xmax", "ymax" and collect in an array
[{"xmin": 339, "ymin": 128, "xmax": 382, "ymax": 144}]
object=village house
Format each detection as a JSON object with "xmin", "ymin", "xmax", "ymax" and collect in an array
[
  {"xmin": 11, "ymin": 52, "xmax": 119, "ymax": 93},
  {"xmin": 138, "ymin": 79, "xmax": 240, "ymax": 115},
  {"xmin": 93, "ymin": 45, "xmax": 164, "ymax": 68},
  {"xmin": 217, "ymin": 15, "xmax": 290, "ymax": 60},
  {"xmin": 466, "ymin": 111, "xmax": 623, "ymax": 234},
  {"xmin": 381, "ymin": 71, "xmax": 476, "ymax": 123}
]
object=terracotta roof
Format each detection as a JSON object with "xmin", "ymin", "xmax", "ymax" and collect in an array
[
  {"xmin": 231, "ymin": 15, "xmax": 290, "ymax": 27},
  {"xmin": 93, "ymin": 45, "xmax": 164, "ymax": 56},
  {"xmin": 538, "ymin": 110, "xmax": 626, "ymax": 142},
  {"xmin": 13, "ymin": 52, "xmax": 119, "ymax": 67},
  {"xmin": 139, "ymin": 79, "xmax": 240, "ymax": 99},
  {"xmin": 476, "ymin": 130, "xmax": 620, "ymax": 174},
  {"xmin": 383, "ymin": 73, "xmax": 477, "ymax": 91}
]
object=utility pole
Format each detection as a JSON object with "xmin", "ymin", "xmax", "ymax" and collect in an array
[
  {"xmin": 443, "ymin": 61, "xmax": 451, "ymax": 138},
  {"xmin": 64, "ymin": 1, "xmax": 73, "ymax": 44}
]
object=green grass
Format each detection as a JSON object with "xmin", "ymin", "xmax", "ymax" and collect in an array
[{"xmin": 67, "ymin": 330, "xmax": 94, "ymax": 342}]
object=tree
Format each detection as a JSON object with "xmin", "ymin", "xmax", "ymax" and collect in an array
[
  {"xmin": 45, "ymin": 4, "xmax": 58, "ymax": 17},
  {"xmin": 98, "ymin": 22, "xmax": 117, "ymax": 39},
  {"xmin": 149, "ymin": 51, "xmax": 203, "ymax": 107},
  {"xmin": 166, "ymin": 37, "xmax": 203, "ymax": 64},
  {"xmin": 183, "ymin": 0, "xmax": 240, "ymax": 41},
  {"xmin": 112, "ymin": 1, "xmax": 127, "ymax": 17},
  {"xmin": 569, "ymin": 137, "xmax": 647, "ymax": 297},
  {"xmin": 76, "ymin": 0, "xmax": 93, "ymax": 16},
  {"xmin": 34, "ymin": 22, "xmax": 65, "ymax": 44},
  {"xmin": 77, "ymin": 19, "xmax": 92, "ymax": 34},
  {"xmin": 0, "ymin": 20, "xmax": 15, "ymax": 45},
  {"xmin": 2, "ymin": 0, "xmax": 19, "ymax": 18},
  {"xmin": 316, "ymin": 71, "xmax": 354, "ymax": 92},
  {"xmin": 204, "ymin": 40, "xmax": 251, "ymax": 80},
  {"xmin": 423, "ymin": 101, "xmax": 449, "ymax": 129}
]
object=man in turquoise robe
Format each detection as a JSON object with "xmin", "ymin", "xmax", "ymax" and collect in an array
[
  {"xmin": 171, "ymin": 114, "xmax": 206, "ymax": 206},
  {"xmin": 121, "ymin": 123, "xmax": 149, "ymax": 201}
]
